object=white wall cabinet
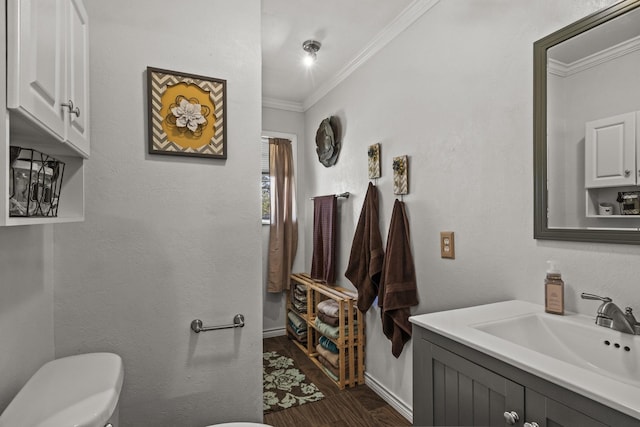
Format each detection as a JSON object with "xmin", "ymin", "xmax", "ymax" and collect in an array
[
  {"xmin": 1, "ymin": 0, "xmax": 89, "ymax": 225},
  {"xmin": 585, "ymin": 112, "xmax": 638, "ymax": 189},
  {"xmin": 7, "ymin": 0, "xmax": 90, "ymax": 158},
  {"xmin": 584, "ymin": 111, "xmax": 640, "ymax": 219}
]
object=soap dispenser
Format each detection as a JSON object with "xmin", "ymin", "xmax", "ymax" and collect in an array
[{"xmin": 545, "ymin": 260, "xmax": 564, "ymax": 315}]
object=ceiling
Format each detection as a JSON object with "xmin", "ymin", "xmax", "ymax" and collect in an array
[{"xmin": 262, "ymin": 0, "xmax": 431, "ymax": 111}]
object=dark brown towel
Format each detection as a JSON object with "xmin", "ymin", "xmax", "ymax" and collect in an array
[
  {"xmin": 345, "ymin": 183, "xmax": 384, "ymax": 312},
  {"xmin": 311, "ymin": 195, "xmax": 337, "ymax": 283},
  {"xmin": 378, "ymin": 199, "xmax": 418, "ymax": 358}
]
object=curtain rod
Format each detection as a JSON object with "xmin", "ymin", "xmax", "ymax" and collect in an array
[{"xmin": 309, "ymin": 192, "xmax": 350, "ymax": 200}]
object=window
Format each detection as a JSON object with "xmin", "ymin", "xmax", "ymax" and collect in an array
[{"xmin": 261, "ymin": 136, "xmax": 270, "ymax": 223}]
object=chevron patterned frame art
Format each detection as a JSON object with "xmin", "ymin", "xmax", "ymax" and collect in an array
[{"xmin": 147, "ymin": 67, "xmax": 227, "ymax": 159}]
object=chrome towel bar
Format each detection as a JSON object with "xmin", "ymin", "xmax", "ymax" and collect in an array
[{"xmin": 190, "ymin": 314, "xmax": 245, "ymax": 333}]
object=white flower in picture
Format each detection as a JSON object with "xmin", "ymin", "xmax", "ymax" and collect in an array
[{"xmin": 171, "ymin": 98, "xmax": 206, "ymax": 132}]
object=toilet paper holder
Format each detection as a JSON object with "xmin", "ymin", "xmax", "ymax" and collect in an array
[{"xmin": 190, "ymin": 314, "xmax": 245, "ymax": 333}]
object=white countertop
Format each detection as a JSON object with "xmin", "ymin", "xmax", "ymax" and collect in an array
[{"xmin": 410, "ymin": 300, "xmax": 640, "ymax": 420}]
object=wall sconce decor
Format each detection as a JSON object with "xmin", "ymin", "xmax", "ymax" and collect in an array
[
  {"xmin": 315, "ymin": 116, "xmax": 341, "ymax": 167},
  {"xmin": 147, "ymin": 67, "xmax": 227, "ymax": 159},
  {"xmin": 393, "ymin": 155, "xmax": 408, "ymax": 195},
  {"xmin": 368, "ymin": 143, "xmax": 381, "ymax": 179}
]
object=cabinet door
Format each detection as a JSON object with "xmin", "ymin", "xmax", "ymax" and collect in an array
[
  {"xmin": 585, "ymin": 112, "xmax": 636, "ymax": 188},
  {"xmin": 415, "ymin": 339, "xmax": 525, "ymax": 426},
  {"xmin": 64, "ymin": 0, "xmax": 90, "ymax": 157},
  {"xmin": 7, "ymin": 0, "xmax": 66, "ymax": 139},
  {"xmin": 526, "ymin": 389, "xmax": 607, "ymax": 427}
]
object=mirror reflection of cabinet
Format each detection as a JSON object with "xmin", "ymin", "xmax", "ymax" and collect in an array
[
  {"xmin": 585, "ymin": 111, "xmax": 640, "ymax": 218},
  {"xmin": 585, "ymin": 112, "xmax": 638, "ymax": 188}
]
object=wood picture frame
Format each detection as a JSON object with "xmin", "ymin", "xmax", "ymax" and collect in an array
[{"xmin": 147, "ymin": 67, "xmax": 227, "ymax": 159}]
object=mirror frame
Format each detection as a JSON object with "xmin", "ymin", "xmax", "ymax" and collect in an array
[{"xmin": 534, "ymin": 0, "xmax": 640, "ymax": 244}]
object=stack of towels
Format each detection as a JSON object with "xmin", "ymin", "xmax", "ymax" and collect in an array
[
  {"xmin": 313, "ymin": 299, "xmax": 357, "ymax": 339},
  {"xmin": 288, "ymin": 311, "xmax": 307, "ymax": 343},
  {"xmin": 316, "ymin": 335, "xmax": 349, "ymax": 381},
  {"xmin": 314, "ymin": 298, "xmax": 358, "ymax": 382},
  {"xmin": 291, "ymin": 284, "xmax": 307, "ymax": 313}
]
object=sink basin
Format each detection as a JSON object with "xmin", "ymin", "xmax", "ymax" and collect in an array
[
  {"xmin": 473, "ymin": 312, "xmax": 640, "ymax": 387},
  {"xmin": 0, "ymin": 352, "xmax": 123, "ymax": 427},
  {"xmin": 409, "ymin": 300, "xmax": 640, "ymax": 420}
]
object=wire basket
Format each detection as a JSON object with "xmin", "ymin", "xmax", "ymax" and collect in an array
[{"xmin": 9, "ymin": 147, "xmax": 65, "ymax": 217}]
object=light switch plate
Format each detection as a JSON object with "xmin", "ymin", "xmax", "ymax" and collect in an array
[{"xmin": 440, "ymin": 231, "xmax": 455, "ymax": 259}]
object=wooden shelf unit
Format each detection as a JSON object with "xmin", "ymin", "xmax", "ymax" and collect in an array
[{"xmin": 286, "ymin": 273, "xmax": 365, "ymax": 390}]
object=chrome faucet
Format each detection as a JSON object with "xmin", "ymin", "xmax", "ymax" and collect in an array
[{"xmin": 581, "ymin": 293, "xmax": 640, "ymax": 335}]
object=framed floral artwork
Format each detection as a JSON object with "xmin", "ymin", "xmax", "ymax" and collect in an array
[{"xmin": 147, "ymin": 67, "xmax": 227, "ymax": 159}]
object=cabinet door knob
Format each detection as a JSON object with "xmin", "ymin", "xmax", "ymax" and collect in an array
[
  {"xmin": 524, "ymin": 422, "xmax": 540, "ymax": 427},
  {"xmin": 503, "ymin": 411, "xmax": 519, "ymax": 425},
  {"xmin": 624, "ymin": 169, "xmax": 631, "ymax": 177},
  {"xmin": 61, "ymin": 100, "xmax": 81, "ymax": 118}
]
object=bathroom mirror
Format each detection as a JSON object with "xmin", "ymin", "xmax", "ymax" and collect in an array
[{"xmin": 534, "ymin": 0, "xmax": 640, "ymax": 244}]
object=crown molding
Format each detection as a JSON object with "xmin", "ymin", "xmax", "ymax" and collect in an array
[
  {"xmin": 302, "ymin": 0, "xmax": 441, "ymax": 111},
  {"xmin": 548, "ymin": 35, "xmax": 640, "ymax": 77},
  {"xmin": 262, "ymin": 97, "xmax": 305, "ymax": 113}
]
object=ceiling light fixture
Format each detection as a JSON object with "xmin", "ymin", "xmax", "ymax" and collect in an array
[{"xmin": 302, "ymin": 39, "xmax": 321, "ymax": 67}]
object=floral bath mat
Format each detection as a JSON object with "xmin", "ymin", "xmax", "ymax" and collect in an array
[{"xmin": 263, "ymin": 351, "xmax": 324, "ymax": 413}]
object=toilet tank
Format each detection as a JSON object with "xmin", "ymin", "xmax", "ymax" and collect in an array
[{"xmin": 0, "ymin": 352, "xmax": 124, "ymax": 427}]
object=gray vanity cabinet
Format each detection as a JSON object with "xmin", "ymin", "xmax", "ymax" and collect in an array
[
  {"xmin": 414, "ymin": 326, "xmax": 640, "ymax": 427},
  {"xmin": 526, "ymin": 390, "xmax": 605, "ymax": 427},
  {"xmin": 416, "ymin": 337, "xmax": 524, "ymax": 425}
]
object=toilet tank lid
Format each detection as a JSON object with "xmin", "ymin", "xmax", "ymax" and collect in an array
[{"xmin": 0, "ymin": 352, "xmax": 124, "ymax": 427}]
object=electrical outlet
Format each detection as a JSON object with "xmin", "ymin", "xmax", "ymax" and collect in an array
[{"xmin": 440, "ymin": 231, "xmax": 455, "ymax": 259}]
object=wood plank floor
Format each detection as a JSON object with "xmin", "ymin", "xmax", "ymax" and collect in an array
[{"xmin": 263, "ymin": 335, "xmax": 411, "ymax": 427}]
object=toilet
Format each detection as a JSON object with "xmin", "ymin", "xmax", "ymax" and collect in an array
[
  {"xmin": 0, "ymin": 352, "xmax": 124, "ymax": 427},
  {"xmin": 0, "ymin": 353, "xmax": 271, "ymax": 427}
]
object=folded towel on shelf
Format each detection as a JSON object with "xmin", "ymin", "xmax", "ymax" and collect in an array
[
  {"xmin": 378, "ymin": 199, "xmax": 418, "ymax": 358},
  {"xmin": 317, "ymin": 311, "xmax": 339, "ymax": 327},
  {"xmin": 317, "ymin": 299, "xmax": 342, "ymax": 317},
  {"xmin": 292, "ymin": 288, "xmax": 307, "ymax": 312},
  {"xmin": 316, "ymin": 344, "xmax": 340, "ymax": 367},
  {"xmin": 317, "ymin": 354, "xmax": 346, "ymax": 380},
  {"xmin": 288, "ymin": 311, "xmax": 306, "ymax": 334},
  {"xmin": 293, "ymin": 285, "xmax": 307, "ymax": 298},
  {"xmin": 317, "ymin": 354, "xmax": 356, "ymax": 380},
  {"xmin": 320, "ymin": 364, "xmax": 339, "ymax": 382},
  {"xmin": 314, "ymin": 317, "xmax": 356, "ymax": 339},
  {"xmin": 293, "ymin": 291, "xmax": 307, "ymax": 303},
  {"xmin": 288, "ymin": 320, "xmax": 307, "ymax": 343},
  {"xmin": 319, "ymin": 335, "xmax": 339, "ymax": 354},
  {"xmin": 345, "ymin": 182, "xmax": 384, "ymax": 312},
  {"xmin": 292, "ymin": 300, "xmax": 307, "ymax": 313},
  {"xmin": 311, "ymin": 195, "xmax": 337, "ymax": 283}
]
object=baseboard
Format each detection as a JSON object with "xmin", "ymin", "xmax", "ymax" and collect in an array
[
  {"xmin": 364, "ymin": 372, "xmax": 413, "ymax": 423},
  {"xmin": 263, "ymin": 327, "xmax": 286, "ymax": 339}
]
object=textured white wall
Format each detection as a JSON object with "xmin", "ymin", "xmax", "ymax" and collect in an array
[
  {"xmin": 302, "ymin": 0, "xmax": 640, "ymax": 412},
  {"xmin": 261, "ymin": 107, "xmax": 306, "ymax": 334},
  {"xmin": 52, "ymin": 1, "xmax": 263, "ymax": 425},
  {"xmin": 0, "ymin": 226, "xmax": 54, "ymax": 412}
]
